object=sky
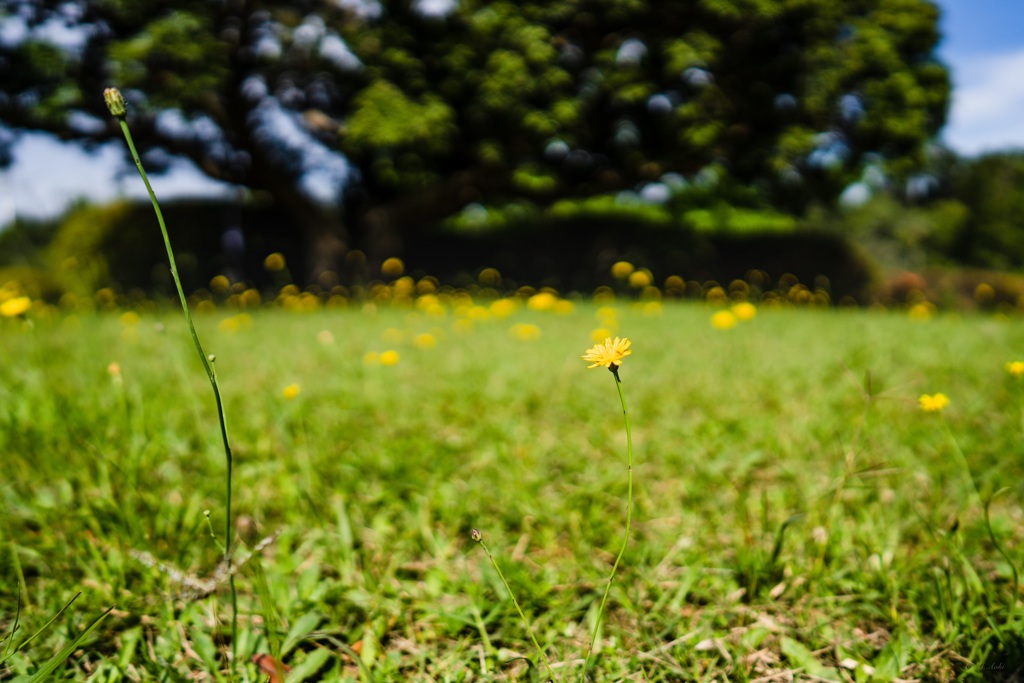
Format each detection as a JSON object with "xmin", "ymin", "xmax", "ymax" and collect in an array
[
  {"xmin": 2, "ymin": 0, "xmax": 1024, "ymax": 224},
  {"xmin": 938, "ymin": 0, "xmax": 1024, "ymax": 155}
]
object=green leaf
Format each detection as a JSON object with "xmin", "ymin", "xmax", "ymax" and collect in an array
[
  {"xmin": 780, "ymin": 637, "xmax": 840, "ymax": 681},
  {"xmin": 281, "ymin": 612, "xmax": 323, "ymax": 657},
  {"xmin": 22, "ymin": 605, "xmax": 114, "ymax": 682}
]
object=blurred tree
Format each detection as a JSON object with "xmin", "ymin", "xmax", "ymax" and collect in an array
[
  {"xmin": 0, "ymin": 0, "xmax": 949, "ymax": 278},
  {"xmin": 946, "ymin": 152, "xmax": 1024, "ymax": 270}
]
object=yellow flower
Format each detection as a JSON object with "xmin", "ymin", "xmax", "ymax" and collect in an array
[
  {"xmin": 591, "ymin": 327, "xmax": 613, "ymax": 342},
  {"xmin": 919, "ymin": 393, "xmax": 949, "ymax": 413},
  {"xmin": 381, "ymin": 257, "xmax": 405, "ymax": 277},
  {"xmin": 364, "ymin": 351, "xmax": 380, "ymax": 365},
  {"xmin": 610, "ymin": 261, "xmax": 634, "ymax": 279},
  {"xmin": 908, "ymin": 302, "xmax": 934, "ymax": 320},
  {"xmin": 731, "ymin": 302, "xmax": 757, "ymax": 321},
  {"xmin": 282, "ymin": 383, "xmax": 301, "ymax": 400},
  {"xmin": 379, "ymin": 350, "xmax": 400, "ymax": 366},
  {"xmin": 1, "ymin": 296, "xmax": 31, "ymax": 317},
  {"xmin": 210, "ymin": 275, "xmax": 230, "ymax": 292},
  {"xmin": 510, "ymin": 323, "xmax": 541, "ymax": 341},
  {"xmin": 583, "ymin": 336, "xmax": 632, "ymax": 369},
  {"xmin": 527, "ymin": 292, "xmax": 557, "ymax": 311},
  {"xmin": 628, "ymin": 270, "xmax": 652, "ymax": 288},
  {"xmin": 711, "ymin": 310, "xmax": 737, "ymax": 330},
  {"xmin": 263, "ymin": 252, "xmax": 286, "ymax": 272},
  {"xmin": 414, "ymin": 332, "xmax": 437, "ymax": 349},
  {"xmin": 490, "ymin": 298, "xmax": 518, "ymax": 317},
  {"xmin": 1006, "ymin": 361, "xmax": 1024, "ymax": 377}
]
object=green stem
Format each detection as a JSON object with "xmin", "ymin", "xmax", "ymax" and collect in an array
[
  {"xmin": 985, "ymin": 490, "xmax": 1018, "ymax": 627},
  {"xmin": 581, "ymin": 369, "xmax": 633, "ymax": 682},
  {"xmin": 477, "ymin": 538, "xmax": 556, "ymax": 682},
  {"xmin": 939, "ymin": 415, "xmax": 981, "ymax": 512},
  {"xmin": 115, "ymin": 117, "xmax": 237, "ymax": 670}
]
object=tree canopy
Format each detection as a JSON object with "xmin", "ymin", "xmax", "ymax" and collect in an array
[{"xmin": 1, "ymin": 0, "xmax": 950, "ymax": 277}]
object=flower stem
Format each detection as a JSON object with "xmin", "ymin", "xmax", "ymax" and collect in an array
[
  {"xmin": 940, "ymin": 415, "xmax": 981, "ymax": 512},
  {"xmin": 580, "ymin": 369, "xmax": 633, "ymax": 682},
  {"xmin": 113, "ymin": 115, "xmax": 237, "ymax": 671},
  {"xmin": 473, "ymin": 533, "xmax": 556, "ymax": 682}
]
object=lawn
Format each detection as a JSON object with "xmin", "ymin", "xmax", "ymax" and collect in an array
[{"xmin": 1, "ymin": 299, "xmax": 1023, "ymax": 681}]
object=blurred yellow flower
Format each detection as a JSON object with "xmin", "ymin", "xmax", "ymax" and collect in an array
[
  {"xmin": 919, "ymin": 393, "xmax": 949, "ymax": 413},
  {"xmin": 908, "ymin": 302, "xmax": 934, "ymax": 320},
  {"xmin": 210, "ymin": 275, "xmax": 230, "ymax": 292},
  {"xmin": 317, "ymin": 330, "xmax": 335, "ymax": 345},
  {"xmin": 642, "ymin": 301, "xmax": 663, "ymax": 316},
  {"xmin": 107, "ymin": 362, "xmax": 122, "ymax": 379},
  {"xmin": 489, "ymin": 298, "xmax": 518, "ymax": 318},
  {"xmin": 554, "ymin": 299, "xmax": 575, "ymax": 315},
  {"xmin": 467, "ymin": 305, "xmax": 490, "ymax": 321},
  {"xmin": 628, "ymin": 270, "xmax": 652, "ymax": 288},
  {"xmin": 282, "ymin": 383, "xmax": 301, "ymax": 400},
  {"xmin": 711, "ymin": 310, "xmax": 737, "ymax": 330},
  {"xmin": 381, "ymin": 257, "xmax": 405, "ymax": 277},
  {"xmin": 364, "ymin": 351, "xmax": 380, "ymax": 365},
  {"xmin": 263, "ymin": 252, "xmax": 286, "ymax": 272},
  {"xmin": 731, "ymin": 302, "xmax": 757, "ymax": 321},
  {"xmin": 591, "ymin": 327, "xmax": 613, "ymax": 342},
  {"xmin": 511, "ymin": 323, "xmax": 541, "ymax": 340},
  {"xmin": 610, "ymin": 261, "xmax": 634, "ymax": 279},
  {"xmin": 414, "ymin": 332, "xmax": 437, "ymax": 349},
  {"xmin": 380, "ymin": 350, "xmax": 400, "ymax": 366},
  {"xmin": 1, "ymin": 296, "xmax": 31, "ymax": 317},
  {"xmin": 583, "ymin": 336, "xmax": 632, "ymax": 369},
  {"xmin": 527, "ymin": 292, "xmax": 557, "ymax": 311},
  {"xmin": 1007, "ymin": 361, "xmax": 1024, "ymax": 377}
]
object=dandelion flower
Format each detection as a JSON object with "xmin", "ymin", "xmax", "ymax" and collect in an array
[
  {"xmin": 628, "ymin": 270, "xmax": 652, "ymax": 288},
  {"xmin": 919, "ymin": 393, "xmax": 949, "ymax": 413},
  {"xmin": 379, "ymin": 350, "xmax": 400, "ymax": 366},
  {"xmin": 264, "ymin": 252, "xmax": 286, "ymax": 272},
  {"xmin": 511, "ymin": 323, "xmax": 541, "ymax": 341},
  {"xmin": 731, "ymin": 302, "xmax": 757, "ymax": 321},
  {"xmin": 1006, "ymin": 361, "xmax": 1024, "ymax": 377},
  {"xmin": 489, "ymin": 298, "xmax": 518, "ymax": 318},
  {"xmin": 527, "ymin": 292, "xmax": 557, "ymax": 311},
  {"xmin": 908, "ymin": 302, "xmax": 934, "ymax": 320},
  {"xmin": 610, "ymin": 261, "xmax": 634, "ymax": 279},
  {"xmin": 414, "ymin": 332, "xmax": 437, "ymax": 349},
  {"xmin": 0, "ymin": 296, "xmax": 31, "ymax": 317},
  {"xmin": 282, "ymin": 383, "xmax": 301, "ymax": 400},
  {"xmin": 711, "ymin": 310, "xmax": 737, "ymax": 330},
  {"xmin": 583, "ymin": 336, "xmax": 632, "ymax": 369},
  {"xmin": 381, "ymin": 257, "xmax": 404, "ymax": 278}
]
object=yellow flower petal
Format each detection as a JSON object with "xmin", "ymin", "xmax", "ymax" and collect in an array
[{"xmin": 582, "ymin": 336, "xmax": 632, "ymax": 369}]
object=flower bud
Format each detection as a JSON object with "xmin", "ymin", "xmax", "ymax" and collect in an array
[
  {"xmin": 470, "ymin": 528, "xmax": 482, "ymax": 543},
  {"xmin": 104, "ymin": 87, "xmax": 127, "ymax": 119}
]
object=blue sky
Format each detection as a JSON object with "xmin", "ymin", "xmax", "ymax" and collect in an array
[
  {"xmin": 3, "ymin": 0, "xmax": 1024, "ymax": 223},
  {"xmin": 938, "ymin": 0, "xmax": 1024, "ymax": 154}
]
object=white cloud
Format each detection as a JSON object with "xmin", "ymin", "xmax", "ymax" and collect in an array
[
  {"xmin": 944, "ymin": 48, "xmax": 1024, "ymax": 155},
  {"xmin": 1, "ymin": 132, "xmax": 235, "ymax": 223}
]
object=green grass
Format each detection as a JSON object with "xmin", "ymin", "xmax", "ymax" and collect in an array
[{"xmin": 2, "ymin": 302, "xmax": 1024, "ymax": 681}]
